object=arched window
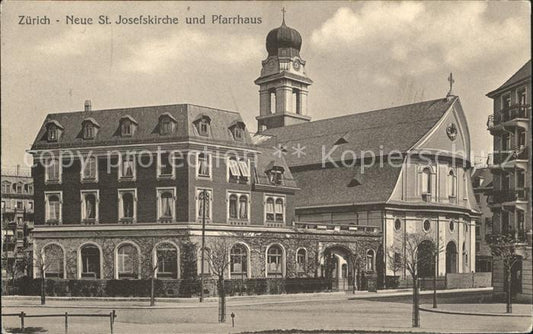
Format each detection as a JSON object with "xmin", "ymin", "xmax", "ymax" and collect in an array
[
  {"xmin": 366, "ymin": 249, "xmax": 375, "ymax": 272},
  {"xmin": 462, "ymin": 241, "xmax": 468, "ymax": 266},
  {"xmin": 275, "ymin": 198, "xmax": 284, "ymax": 222},
  {"xmin": 117, "ymin": 243, "xmax": 139, "ymax": 279},
  {"xmin": 229, "ymin": 194, "xmax": 238, "ymax": 219},
  {"xmin": 239, "ymin": 195, "xmax": 248, "ymax": 219},
  {"xmin": 156, "ymin": 243, "xmax": 178, "ymax": 279},
  {"xmin": 42, "ymin": 244, "xmax": 64, "ymax": 278},
  {"xmin": 266, "ymin": 197, "xmax": 275, "ymax": 221},
  {"xmin": 296, "ymin": 248, "xmax": 307, "ymax": 273},
  {"xmin": 269, "ymin": 89, "xmax": 276, "ymax": 114},
  {"xmin": 448, "ymin": 169, "xmax": 457, "ymax": 199},
  {"xmin": 421, "ymin": 167, "xmax": 431, "ymax": 201},
  {"xmin": 121, "ymin": 119, "xmax": 132, "ymax": 136},
  {"xmin": 81, "ymin": 245, "xmax": 100, "ymax": 279},
  {"xmin": 230, "ymin": 244, "xmax": 248, "ymax": 278},
  {"xmin": 267, "ymin": 245, "xmax": 284, "ymax": 277},
  {"xmin": 446, "ymin": 242, "xmax": 457, "ymax": 274}
]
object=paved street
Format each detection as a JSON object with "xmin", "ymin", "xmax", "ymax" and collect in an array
[{"xmin": 2, "ymin": 292, "xmax": 531, "ymax": 334}]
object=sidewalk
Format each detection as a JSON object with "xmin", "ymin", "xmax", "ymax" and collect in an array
[{"xmin": 2, "ymin": 287, "xmax": 493, "ymax": 310}]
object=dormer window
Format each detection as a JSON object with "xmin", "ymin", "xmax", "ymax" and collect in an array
[
  {"xmin": 82, "ymin": 118, "xmax": 100, "ymax": 140},
  {"xmin": 85, "ymin": 124, "xmax": 94, "ymax": 139},
  {"xmin": 122, "ymin": 120, "xmax": 132, "ymax": 136},
  {"xmin": 267, "ymin": 166, "xmax": 284, "ymax": 185},
  {"xmin": 45, "ymin": 120, "xmax": 64, "ymax": 142},
  {"xmin": 229, "ymin": 121, "xmax": 246, "ymax": 141},
  {"xmin": 159, "ymin": 113, "xmax": 177, "ymax": 135},
  {"xmin": 119, "ymin": 115, "xmax": 138, "ymax": 137},
  {"xmin": 199, "ymin": 120, "xmax": 209, "ymax": 136},
  {"xmin": 48, "ymin": 125, "xmax": 58, "ymax": 141},
  {"xmin": 194, "ymin": 115, "xmax": 211, "ymax": 137}
]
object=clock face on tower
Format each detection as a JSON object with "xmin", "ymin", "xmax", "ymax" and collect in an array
[{"xmin": 292, "ymin": 60, "xmax": 300, "ymax": 71}]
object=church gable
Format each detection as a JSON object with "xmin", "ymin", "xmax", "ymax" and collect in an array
[{"xmin": 410, "ymin": 97, "xmax": 470, "ymax": 161}]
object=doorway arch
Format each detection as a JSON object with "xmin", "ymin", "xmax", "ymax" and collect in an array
[
  {"xmin": 446, "ymin": 241, "xmax": 457, "ymax": 274},
  {"xmin": 323, "ymin": 246, "xmax": 354, "ymax": 291}
]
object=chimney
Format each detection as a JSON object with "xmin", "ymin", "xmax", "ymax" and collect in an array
[
  {"xmin": 84, "ymin": 100, "xmax": 92, "ymax": 112},
  {"xmin": 16, "ymin": 164, "xmax": 20, "ymax": 176}
]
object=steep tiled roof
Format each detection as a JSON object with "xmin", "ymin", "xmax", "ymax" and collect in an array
[
  {"xmin": 487, "ymin": 59, "xmax": 531, "ymax": 97},
  {"xmin": 257, "ymin": 98, "xmax": 455, "ymax": 167},
  {"xmin": 32, "ymin": 104, "xmax": 254, "ymax": 150},
  {"xmin": 293, "ymin": 164, "xmax": 401, "ymax": 208}
]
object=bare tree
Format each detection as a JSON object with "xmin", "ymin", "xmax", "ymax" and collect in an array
[
  {"xmin": 138, "ymin": 237, "xmax": 178, "ymax": 306},
  {"xmin": 487, "ymin": 234, "xmax": 528, "ymax": 313},
  {"xmin": 34, "ymin": 245, "xmax": 63, "ymax": 305},
  {"xmin": 395, "ymin": 234, "xmax": 440, "ymax": 328},
  {"xmin": 387, "ymin": 249, "xmax": 403, "ymax": 289},
  {"xmin": 202, "ymin": 237, "xmax": 232, "ymax": 323}
]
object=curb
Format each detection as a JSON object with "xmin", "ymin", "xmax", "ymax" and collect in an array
[{"xmin": 419, "ymin": 306, "xmax": 531, "ymax": 318}]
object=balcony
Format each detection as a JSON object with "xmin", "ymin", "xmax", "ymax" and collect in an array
[
  {"xmin": 490, "ymin": 147, "xmax": 528, "ymax": 170},
  {"xmin": 487, "ymin": 104, "xmax": 530, "ymax": 133},
  {"xmin": 491, "ymin": 188, "xmax": 528, "ymax": 205}
]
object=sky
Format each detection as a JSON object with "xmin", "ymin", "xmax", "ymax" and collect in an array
[{"xmin": 1, "ymin": 1, "xmax": 531, "ymax": 169}]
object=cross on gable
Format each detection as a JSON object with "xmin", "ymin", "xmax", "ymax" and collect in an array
[{"xmin": 447, "ymin": 72, "xmax": 455, "ymax": 97}]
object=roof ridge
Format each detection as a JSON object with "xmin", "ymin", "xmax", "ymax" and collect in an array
[
  {"xmin": 46, "ymin": 102, "xmax": 241, "ymax": 117},
  {"xmin": 264, "ymin": 97, "xmax": 447, "ymax": 133}
]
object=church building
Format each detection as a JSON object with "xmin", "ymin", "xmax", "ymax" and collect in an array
[{"xmin": 28, "ymin": 18, "xmax": 479, "ymax": 296}]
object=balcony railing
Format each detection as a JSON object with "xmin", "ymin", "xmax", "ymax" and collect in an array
[
  {"xmin": 488, "ymin": 104, "xmax": 530, "ymax": 129},
  {"xmin": 492, "ymin": 147, "xmax": 529, "ymax": 165},
  {"xmin": 491, "ymin": 188, "xmax": 528, "ymax": 204}
]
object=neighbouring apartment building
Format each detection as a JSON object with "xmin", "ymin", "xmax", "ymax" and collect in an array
[
  {"xmin": 1, "ymin": 167, "xmax": 34, "ymax": 280},
  {"xmin": 472, "ymin": 167, "xmax": 493, "ymax": 272},
  {"xmin": 486, "ymin": 59, "xmax": 532, "ymax": 302},
  {"xmin": 28, "ymin": 18, "xmax": 479, "ymax": 295}
]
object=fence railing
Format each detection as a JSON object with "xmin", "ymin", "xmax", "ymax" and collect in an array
[{"xmin": 1, "ymin": 310, "xmax": 117, "ymax": 334}]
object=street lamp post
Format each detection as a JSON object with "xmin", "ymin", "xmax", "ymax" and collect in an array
[{"xmin": 199, "ymin": 190, "xmax": 209, "ymax": 303}]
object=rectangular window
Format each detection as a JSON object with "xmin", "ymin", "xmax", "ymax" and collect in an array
[
  {"xmin": 81, "ymin": 190, "xmax": 99, "ymax": 223},
  {"xmin": 29, "ymin": 201, "xmax": 34, "ymax": 210},
  {"xmin": 158, "ymin": 152, "xmax": 175, "ymax": 178},
  {"xmin": 265, "ymin": 195, "xmax": 285, "ymax": 223},
  {"xmin": 196, "ymin": 153, "xmax": 211, "ymax": 178},
  {"xmin": 502, "ymin": 94, "xmax": 511, "ymax": 109},
  {"xmin": 517, "ymin": 88, "xmax": 527, "ymax": 105},
  {"xmin": 227, "ymin": 192, "xmax": 250, "ymax": 223},
  {"xmin": 45, "ymin": 192, "xmax": 62, "ymax": 224},
  {"xmin": 119, "ymin": 155, "xmax": 136, "ymax": 180},
  {"xmin": 227, "ymin": 157, "xmax": 250, "ymax": 183},
  {"xmin": 45, "ymin": 158, "xmax": 61, "ymax": 183},
  {"xmin": 157, "ymin": 187, "xmax": 176, "ymax": 223},
  {"xmin": 16, "ymin": 201, "xmax": 23, "ymax": 210},
  {"xmin": 81, "ymin": 156, "xmax": 98, "ymax": 182},
  {"xmin": 196, "ymin": 188, "xmax": 212, "ymax": 222},
  {"xmin": 118, "ymin": 189, "xmax": 137, "ymax": 223}
]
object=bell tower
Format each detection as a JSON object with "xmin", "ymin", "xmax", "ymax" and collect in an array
[{"xmin": 255, "ymin": 12, "xmax": 312, "ymax": 132}]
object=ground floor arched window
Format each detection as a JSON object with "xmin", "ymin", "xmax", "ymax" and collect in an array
[
  {"xmin": 156, "ymin": 243, "xmax": 178, "ymax": 279},
  {"xmin": 42, "ymin": 244, "xmax": 64, "ymax": 278},
  {"xmin": 230, "ymin": 244, "xmax": 248, "ymax": 278},
  {"xmin": 81, "ymin": 244, "xmax": 100, "ymax": 279},
  {"xmin": 117, "ymin": 243, "xmax": 139, "ymax": 279},
  {"xmin": 446, "ymin": 241, "xmax": 457, "ymax": 274},
  {"xmin": 267, "ymin": 245, "xmax": 284, "ymax": 277}
]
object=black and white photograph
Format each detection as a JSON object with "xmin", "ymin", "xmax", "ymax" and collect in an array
[{"xmin": 1, "ymin": 1, "xmax": 531, "ymax": 333}]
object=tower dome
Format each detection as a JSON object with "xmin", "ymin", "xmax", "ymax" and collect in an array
[{"xmin": 266, "ymin": 20, "xmax": 302, "ymax": 57}]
